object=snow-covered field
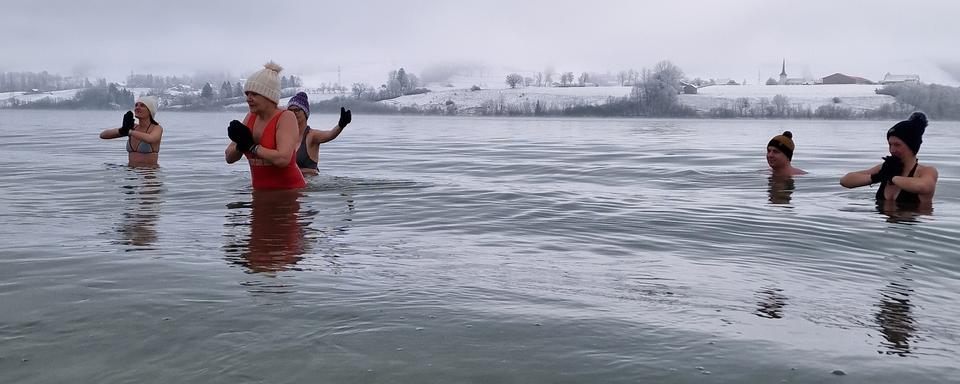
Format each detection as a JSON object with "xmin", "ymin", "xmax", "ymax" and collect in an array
[
  {"xmin": 381, "ymin": 86, "xmax": 633, "ymax": 114},
  {"xmin": 0, "ymin": 89, "xmax": 82, "ymax": 106},
  {"xmin": 681, "ymin": 84, "xmax": 896, "ymax": 112},
  {"xmin": 0, "ymin": 87, "xmax": 156, "ymax": 108},
  {"xmin": 380, "ymin": 83, "xmax": 898, "ymax": 114}
]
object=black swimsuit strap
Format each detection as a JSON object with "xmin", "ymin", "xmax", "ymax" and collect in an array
[{"xmin": 907, "ymin": 161, "xmax": 918, "ymax": 177}]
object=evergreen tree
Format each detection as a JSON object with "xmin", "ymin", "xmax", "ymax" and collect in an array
[
  {"xmin": 201, "ymin": 82, "xmax": 214, "ymax": 99},
  {"xmin": 220, "ymin": 81, "xmax": 232, "ymax": 99},
  {"xmin": 397, "ymin": 68, "xmax": 409, "ymax": 94}
]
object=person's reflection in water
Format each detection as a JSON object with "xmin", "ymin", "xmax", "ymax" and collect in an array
[
  {"xmin": 767, "ymin": 175, "xmax": 795, "ymax": 205},
  {"xmin": 225, "ymin": 190, "xmax": 307, "ymax": 275},
  {"xmin": 754, "ymin": 287, "xmax": 788, "ymax": 319},
  {"xmin": 116, "ymin": 168, "xmax": 162, "ymax": 247},
  {"xmin": 875, "ymin": 270, "xmax": 917, "ymax": 356},
  {"xmin": 876, "ymin": 199, "xmax": 933, "ymax": 224}
]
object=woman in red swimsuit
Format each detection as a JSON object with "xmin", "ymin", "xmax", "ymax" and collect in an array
[{"xmin": 224, "ymin": 62, "xmax": 305, "ymax": 190}]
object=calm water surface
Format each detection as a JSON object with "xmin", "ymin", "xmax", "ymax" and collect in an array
[{"xmin": 1, "ymin": 110, "xmax": 959, "ymax": 383}]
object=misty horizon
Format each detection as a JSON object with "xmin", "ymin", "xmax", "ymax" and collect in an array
[{"xmin": 3, "ymin": 0, "xmax": 960, "ymax": 87}]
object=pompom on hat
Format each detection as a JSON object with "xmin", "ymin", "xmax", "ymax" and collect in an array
[
  {"xmin": 137, "ymin": 96, "xmax": 158, "ymax": 118},
  {"xmin": 767, "ymin": 131, "xmax": 795, "ymax": 160},
  {"xmin": 287, "ymin": 91, "xmax": 310, "ymax": 119},
  {"xmin": 887, "ymin": 111, "xmax": 928, "ymax": 155},
  {"xmin": 244, "ymin": 61, "xmax": 283, "ymax": 104}
]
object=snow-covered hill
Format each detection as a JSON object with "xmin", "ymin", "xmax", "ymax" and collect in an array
[
  {"xmin": 379, "ymin": 83, "xmax": 898, "ymax": 115},
  {"xmin": 0, "ymin": 89, "xmax": 82, "ymax": 106},
  {"xmin": 380, "ymin": 86, "xmax": 632, "ymax": 114}
]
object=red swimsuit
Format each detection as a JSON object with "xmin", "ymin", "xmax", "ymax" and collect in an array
[{"xmin": 244, "ymin": 111, "xmax": 306, "ymax": 190}]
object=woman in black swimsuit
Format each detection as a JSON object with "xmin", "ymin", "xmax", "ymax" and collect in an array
[{"xmin": 840, "ymin": 112, "xmax": 938, "ymax": 206}]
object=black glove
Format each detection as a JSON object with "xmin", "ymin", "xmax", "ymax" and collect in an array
[
  {"xmin": 871, "ymin": 155, "xmax": 903, "ymax": 184},
  {"xmin": 228, "ymin": 120, "xmax": 255, "ymax": 153},
  {"xmin": 118, "ymin": 111, "xmax": 134, "ymax": 136},
  {"xmin": 338, "ymin": 107, "xmax": 352, "ymax": 128}
]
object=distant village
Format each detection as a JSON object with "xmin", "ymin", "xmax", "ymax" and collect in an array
[
  {"xmin": 2, "ymin": 59, "xmax": 956, "ymax": 120},
  {"xmin": 677, "ymin": 60, "xmax": 920, "ymax": 95}
]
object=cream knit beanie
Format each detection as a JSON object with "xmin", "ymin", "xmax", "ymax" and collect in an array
[
  {"xmin": 138, "ymin": 96, "xmax": 158, "ymax": 118},
  {"xmin": 244, "ymin": 61, "xmax": 283, "ymax": 104}
]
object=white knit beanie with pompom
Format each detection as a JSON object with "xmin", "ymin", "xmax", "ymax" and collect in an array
[{"xmin": 244, "ymin": 61, "xmax": 283, "ymax": 104}]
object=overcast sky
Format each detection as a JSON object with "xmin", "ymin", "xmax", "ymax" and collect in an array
[{"xmin": 3, "ymin": 0, "xmax": 960, "ymax": 85}]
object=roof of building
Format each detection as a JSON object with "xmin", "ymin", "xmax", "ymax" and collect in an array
[{"xmin": 882, "ymin": 73, "xmax": 920, "ymax": 82}]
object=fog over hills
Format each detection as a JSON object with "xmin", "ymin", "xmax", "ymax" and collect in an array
[{"xmin": 2, "ymin": 0, "xmax": 959, "ymax": 86}]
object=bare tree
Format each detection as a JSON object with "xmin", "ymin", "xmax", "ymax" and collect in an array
[
  {"xmin": 544, "ymin": 67, "xmax": 555, "ymax": 87},
  {"xmin": 631, "ymin": 60, "xmax": 686, "ymax": 116},
  {"xmin": 772, "ymin": 94, "xmax": 789, "ymax": 115},
  {"xmin": 735, "ymin": 97, "xmax": 750, "ymax": 116},
  {"xmin": 505, "ymin": 73, "xmax": 523, "ymax": 89},
  {"xmin": 352, "ymin": 82, "xmax": 368, "ymax": 99}
]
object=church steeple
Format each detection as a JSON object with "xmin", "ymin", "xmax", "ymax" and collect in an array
[{"xmin": 779, "ymin": 59, "xmax": 787, "ymax": 84}]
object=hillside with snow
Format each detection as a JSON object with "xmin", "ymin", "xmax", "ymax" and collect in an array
[
  {"xmin": 378, "ymin": 83, "xmax": 898, "ymax": 115},
  {"xmin": 0, "ymin": 89, "xmax": 83, "ymax": 107},
  {"xmin": 380, "ymin": 86, "xmax": 633, "ymax": 115},
  {"xmin": 0, "ymin": 87, "xmax": 155, "ymax": 108}
]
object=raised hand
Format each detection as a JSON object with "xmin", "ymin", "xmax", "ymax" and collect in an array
[
  {"xmin": 227, "ymin": 120, "xmax": 255, "ymax": 152},
  {"xmin": 338, "ymin": 107, "xmax": 352, "ymax": 128},
  {"xmin": 871, "ymin": 155, "xmax": 903, "ymax": 184},
  {"xmin": 118, "ymin": 111, "xmax": 134, "ymax": 136}
]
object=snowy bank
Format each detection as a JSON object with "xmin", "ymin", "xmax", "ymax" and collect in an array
[{"xmin": 377, "ymin": 83, "xmax": 897, "ymax": 115}]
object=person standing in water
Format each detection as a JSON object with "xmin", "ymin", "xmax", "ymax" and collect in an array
[
  {"xmin": 766, "ymin": 131, "xmax": 805, "ymax": 176},
  {"xmin": 840, "ymin": 112, "xmax": 937, "ymax": 206},
  {"xmin": 285, "ymin": 92, "xmax": 352, "ymax": 175},
  {"xmin": 99, "ymin": 96, "xmax": 163, "ymax": 167},
  {"xmin": 224, "ymin": 62, "xmax": 305, "ymax": 189}
]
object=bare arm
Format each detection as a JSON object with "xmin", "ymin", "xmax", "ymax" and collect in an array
[
  {"xmin": 129, "ymin": 125, "xmax": 163, "ymax": 144},
  {"xmin": 891, "ymin": 167, "xmax": 938, "ymax": 195},
  {"xmin": 310, "ymin": 124, "xmax": 346, "ymax": 146},
  {"xmin": 254, "ymin": 111, "xmax": 299, "ymax": 168},
  {"xmin": 840, "ymin": 164, "xmax": 881, "ymax": 188},
  {"xmin": 100, "ymin": 127, "xmax": 123, "ymax": 139}
]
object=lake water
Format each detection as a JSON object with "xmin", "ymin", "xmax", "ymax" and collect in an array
[{"xmin": 1, "ymin": 110, "xmax": 958, "ymax": 383}]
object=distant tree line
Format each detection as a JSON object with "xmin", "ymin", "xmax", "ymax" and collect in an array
[
  {"xmin": 702, "ymin": 95, "xmax": 914, "ymax": 120},
  {"xmin": 505, "ymin": 70, "xmax": 619, "ymax": 88},
  {"xmin": 1, "ymin": 71, "xmax": 103, "ymax": 92},
  {"xmin": 127, "ymin": 73, "xmax": 301, "ymax": 93},
  {"xmin": 348, "ymin": 67, "xmax": 429, "ymax": 102},
  {"xmin": 876, "ymin": 83, "xmax": 960, "ymax": 120}
]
